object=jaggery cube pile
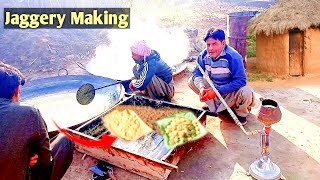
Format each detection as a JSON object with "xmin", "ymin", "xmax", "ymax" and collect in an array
[{"xmin": 165, "ymin": 117, "xmax": 200, "ymax": 145}]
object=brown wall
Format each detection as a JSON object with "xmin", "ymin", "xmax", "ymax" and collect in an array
[
  {"xmin": 256, "ymin": 33, "xmax": 289, "ymax": 76},
  {"xmin": 304, "ymin": 28, "xmax": 320, "ymax": 75}
]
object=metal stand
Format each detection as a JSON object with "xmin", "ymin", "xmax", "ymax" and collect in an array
[
  {"xmin": 249, "ymin": 127, "xmax": 281, "ymax": 180},
  {"xmin": 249, "ymin": 99, "xmax": 282, "ymax": 180}
]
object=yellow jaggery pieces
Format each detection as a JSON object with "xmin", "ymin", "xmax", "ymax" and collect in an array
[
  {"xmin": 112, "ymin": 105, "xmax": 188, "ymax": 125},
  {"xmin": 165, "ymin": 117, "xmax": 200, "ymax": 145},
  {"xmin": 102, "ymin": 109, "xmax": 153, "ymax": 141}
]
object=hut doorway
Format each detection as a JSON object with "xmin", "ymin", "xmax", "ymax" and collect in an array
[{"xmin": 289, "ymin": 29, "xmax": 304, "ymax": 76}]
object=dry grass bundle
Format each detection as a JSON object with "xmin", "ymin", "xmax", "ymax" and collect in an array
[{"xmin": 248, "ymin": 0, "xmax": 320, "ymax": 36}]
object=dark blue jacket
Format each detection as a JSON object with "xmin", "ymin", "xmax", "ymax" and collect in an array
[{"xmin": 132, "ymin": 50, "xmax": 173, "ymax": 90}]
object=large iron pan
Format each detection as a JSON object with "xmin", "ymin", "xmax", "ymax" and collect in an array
[
  {"xmin": 76, "ymin": 61, "xmax": 188, "ymax": 81},
  {"xmin": 20, "ymin": 75, "xmax": 125, "ymax": 136}
]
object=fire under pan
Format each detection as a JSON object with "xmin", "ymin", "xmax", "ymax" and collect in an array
[{"xmin": 75, "ymin": 94, "xmax": 207, "ymax": 179}]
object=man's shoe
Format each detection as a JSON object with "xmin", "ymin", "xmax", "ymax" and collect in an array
[
  {"xmin": 201, "ymin": 105, "xmax": 217, "ymax": 116},
  {"xmin": 217, "ymin": 109, "xmax": 233, "ymax": 122},
  {"xmin": 218, "ymin": 109, "xmax": 247, "ymax": 125},
  {"xmin": 237, "ymin": 115, "xmax": 247, "ymax": 126},
  {"xmin": 204, "ymin": 111, "xmax": 217, "ymax": 117},
  {"xmin": 202, "ymin": 104, "xmax": 209, "ymax": 111}
]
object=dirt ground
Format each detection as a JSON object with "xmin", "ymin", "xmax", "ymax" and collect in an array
[{"xmin": 62, "ymin": 60, "xmax": 320, "ymax": 180}]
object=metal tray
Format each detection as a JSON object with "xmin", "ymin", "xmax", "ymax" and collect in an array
[{"xmin": 77, "ymin": 94, "xmax": 205, "ymax": 161}]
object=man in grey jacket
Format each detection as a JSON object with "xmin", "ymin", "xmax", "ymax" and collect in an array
[{"xmin": 0, "ymin": 62, "xmax": 74, "ymax": 180}]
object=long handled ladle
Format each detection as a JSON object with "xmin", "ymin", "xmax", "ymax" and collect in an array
[{"xmin": 76, "ymin": 79, "xmax": 130, "ymax": 105}]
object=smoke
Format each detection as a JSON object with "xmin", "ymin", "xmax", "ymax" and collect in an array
[
  {"xmin": 85, "ymin": 44, "xmax": 135, "ymax": 80},
  {"xmin": 86, "ymin": 18, "xmax": 191, "ymax": 80}
]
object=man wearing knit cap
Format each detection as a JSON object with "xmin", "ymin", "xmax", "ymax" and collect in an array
[
  {"xmin": 129, "ymin": 40, "xmax": 175, "ymax": 101},
  {"xmin": 0, "ymin": 62, "xmax": 74, "ymax": 179},
  {"xmin": 188, "ymin": 28, "xmax": 255, "ymax": 125}
]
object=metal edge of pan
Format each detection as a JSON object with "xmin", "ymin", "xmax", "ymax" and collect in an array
[{"xmin": 20, "ymin": 75, "xmax": 125, "ymax": 135}]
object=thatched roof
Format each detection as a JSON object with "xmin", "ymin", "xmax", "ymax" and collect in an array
[{"xmin": 248, "ymin": 0, "xmax": 320, "ymax": 36}]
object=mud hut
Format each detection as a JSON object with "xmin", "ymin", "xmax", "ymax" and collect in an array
[{"xmin": 248, "ymin": 0, "xmax": 320, "ymax": 76}]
